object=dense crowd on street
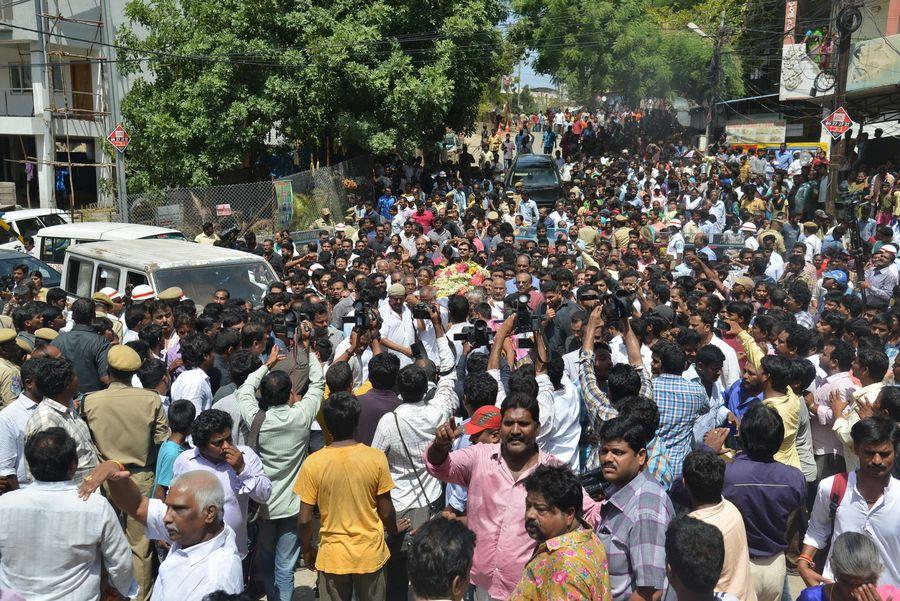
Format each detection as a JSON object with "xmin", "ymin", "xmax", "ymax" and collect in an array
[{"xmin": 0, "ymin": 106, "xmax": 898, "ymax": 601}]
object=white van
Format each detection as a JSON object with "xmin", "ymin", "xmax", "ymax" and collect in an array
[
  {"xmin": 0, "ymin": 209, "xmax": 71, "ymax": 252},
  {"xmin": 38, "ymin": 222, "xmax": 185, "ymax": 268},
  {"xmin": 61, "ymin": 239, "xmax": 278, "ymax": 306}
]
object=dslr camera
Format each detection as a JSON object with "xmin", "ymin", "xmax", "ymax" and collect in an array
[
  {"xmin": 273, "ymin": 307, "xmax": 312, "ymax": 342},
  {"xmin": 412, "ymin": 302, "xmax": 432, "ymax": 320},
  {"xmin": 453, "ymin": 319, "xmax": 494, "ymax": 349}
]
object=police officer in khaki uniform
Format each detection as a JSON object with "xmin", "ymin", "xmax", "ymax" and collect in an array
[
  {"xmin": 156, "ymin": 286, "xmax": 183, "ymax": 305},
  {"xmin": 612, "ymin": 213, "xmax": 632, "ymax": 250},
  {"xmin": 34, "ymin": 327, "xmax": 58, "ymax": 346},
  {"xmin": 82, "ymin": 345, "xmax": 170, "ymax": 600},
  {"xmin": 757, "ymin": 217, "xmax": 787, "ymax": 254},
  {"xmin": 0, "ymin": 328, "xmax": 22, "ymax": 408},
  {"xmin": 92, "ymin": 292, "xmax": 124, "ymax": 342},
  {"xmin": 311, "ymin": 207, "xmax": 335, "ymax": 232}
]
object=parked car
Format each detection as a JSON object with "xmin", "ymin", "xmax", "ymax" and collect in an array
[
  {"xmin": 0, "ymin": 248, "xmax": 61, "ymax": 289},
  {"xmin": 504, "ymin": 153, "xmax": 564, "ymax": 207},
  {"xmin": 0, "ymin": 209, "xmax": 71, "ymax": 252},
  {"xmin": 38, "ymin": 222, "xmax": 185, "ymax": 269},
  {"xmin": 61, "ymin": 239, "xmax": 278, "ymax": 306}
]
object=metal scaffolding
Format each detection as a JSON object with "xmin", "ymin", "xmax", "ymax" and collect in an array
[{"xmin": 7, "ymin": 0, "xmax": 124, "ymax": 214}]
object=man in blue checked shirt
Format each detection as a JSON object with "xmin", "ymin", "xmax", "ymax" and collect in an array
[{"xmin": 649, "ymin": 339, "xmax": 708, "ymax": 481}]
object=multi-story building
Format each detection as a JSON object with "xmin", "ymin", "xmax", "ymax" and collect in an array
[{"xmin": 0, "ymin": 0, "xmax": 134, "ymax": 209}]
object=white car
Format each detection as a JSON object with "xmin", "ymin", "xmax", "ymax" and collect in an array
[
  {"xmin": 37, "ymin": 222, "xmax": 185, "ymax": 269},
  {"xmin": 62, "ymin": 239, "xmax": 277, "ymax": 306},
  {"xmin": 0, "ymin": 209, "xmax": 71, "ymax": 253}
]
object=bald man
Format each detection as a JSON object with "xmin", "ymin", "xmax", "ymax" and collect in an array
[{"xmin": 79, "ymin": 466, "xmax": 243, "ymax": 600}]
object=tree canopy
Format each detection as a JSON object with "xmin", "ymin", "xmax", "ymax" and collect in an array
[
  {"xmin": 510, "ymin": 0, "xmax": 745, "ymax": 107},
  {"xmin": 118, "ymin": 0, "xmax": 510, "ymax": 190}
]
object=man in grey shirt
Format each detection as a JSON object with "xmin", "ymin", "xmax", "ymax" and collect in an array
[{"xmin": 426, "ymin": 217, "xmax": 452, "ymax": 249}]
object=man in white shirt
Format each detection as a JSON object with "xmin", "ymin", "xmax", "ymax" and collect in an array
[
  {"xmin": 807, "ymin": 340, "xmax": 856, "ymax": 479},
  {"xmin": 709, "ymin": 195, "xmax": 726, "ymax": 232},
  {"xmin": 372, "ymin": 305, "xmax": 458, "ymax": 598},
  {"xmin": 666, "ymin": 220, "xmax": 685, "ymax": 263},
  {"xmin": 799, "ymin": 417, "xmax": 900, "ymax": 587},
  {"xmin": 0, "ymin": 358, "xmax": 41, "ymax": 491},
  {"xmin": 548, "ymin": 201, "xmax": 569, "ymax": 228},
  {"xmin": 0, "ymin": 428, "xmax": 136, "ymax": 599},
  {"xmin": 82, "ymin": 463, "xmax": 244, "ymax": 600},
  {"xmin": 380, "ymin": 284, "xmax": 416, "ymax": 368},
  {"xmin": 172, "ymin": 409, "xmax": 272, "ymax": 558},
  {"xmin": 544, "ymin": 358, "xmax": 581, "ymax": 470},
  {"xmin": 399, "ymin": 221, "xmax": 418, "ymax": 256},
  {"xmin": 787, "ymin": 152, "xmax": 803, "ymax": 178},
  {"xmin": 170, "ymin": 333, "xmax": 214, "ymax": 415},
  {"xmin": 688, "ymin": 311, "xmax": 740, "ymax": 390},
  {"xmin": 414, "ymin": 286, "xmax": 450, "ymax": 360},
  {"xmin": 802, "ymin": 222, "xmax": 822, "ymax": 262},
  {"xmin": 742, "ymin": 222, "xmax": 760, "ymax": 250}
]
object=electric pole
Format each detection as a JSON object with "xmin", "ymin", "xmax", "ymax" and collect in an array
[
  {"xmin": 824, "ymin": 2, "xmax": 855, "ymax": 215},
  {"xmin": 99, "ymin": 0, "xmax": 129, "ymax": 222},
  {"xmin": 705, "ymin": 12, "xmax": 727, "ymax": 150}
]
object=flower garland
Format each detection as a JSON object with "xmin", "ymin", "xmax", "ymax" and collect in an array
[{"xmin": 433, "ymin": 261, "xmax": 489, "ymax": 298}]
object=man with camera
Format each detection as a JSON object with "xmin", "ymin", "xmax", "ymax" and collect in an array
[
  {"xmin": 371, "ymin": 302, "xmax": 457, "ymax": 599},
  {"xmin": 539, "ymin": 280, "xmax": 576, "ymax": 356},
  {"xmin": 375, "ymin": 284, "xmax": 416, "ymax": 368}
]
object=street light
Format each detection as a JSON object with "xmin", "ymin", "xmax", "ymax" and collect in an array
[{"xmin": 687, "ymin": 22, "xmax": 708, "ymax": 38}]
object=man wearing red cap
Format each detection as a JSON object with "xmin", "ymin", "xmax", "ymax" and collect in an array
[{"xmin": 463, "ymin": 406, "xmax": 501, "ymax": 445}]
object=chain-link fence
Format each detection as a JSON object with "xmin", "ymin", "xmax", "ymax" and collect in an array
[{"xmin": 127, "ymin": 155, "xmax": 373, "ymax": 239}]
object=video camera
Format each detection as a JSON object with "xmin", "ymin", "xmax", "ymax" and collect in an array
[
  {"xmin": 579, "ymin": 467, "xmax": 605, "ymax": 498},
  {"xmin": 453, "ymin": 319, "xmax": 494, "ymax": 349},
  {"xmin": 213, "ymin": 225, "xmax": 240, "ymax": 248},
  {"xmin": 602, "ymin": 288, "xmax": 633, "ymax": 321},
  {"xmin": 342, "ymin": 299, "xmax": 373, "ymax": 330},
  {"xmin": 514, "ymin": 294, "xmax": 542, "ymax": 348}
]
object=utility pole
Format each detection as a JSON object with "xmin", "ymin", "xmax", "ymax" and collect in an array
[
  {"xmin": 32, "ymin": 0, "xmax": 54, "ymax": 208},
  {"xmin": 516, "ymin": 62, "xmax": 523, "ymax": 115},
  {"xmin": 825, "ymin": 2, "xmax": 854, "ymax": 216},
  {"xmin": 99, "ymin": 0, "xmax": 129, "ymax": 222},
  {"xmin": 702, "ymin": 12, "xmax": 727, "ymax": 150}
]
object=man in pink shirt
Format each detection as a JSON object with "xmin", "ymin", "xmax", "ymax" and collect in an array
[
  {"xmin": 409, "ymin": 202, "xmax": 434, "ymax": 233},
  {"xmin": 425, "ymin": 392, "xmax": 600, "ymax": 601}
]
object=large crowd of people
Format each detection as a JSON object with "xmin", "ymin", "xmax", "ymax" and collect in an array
[{"xmin": 0, "ymin": 107, "xmax": 898, "ymax": 601}]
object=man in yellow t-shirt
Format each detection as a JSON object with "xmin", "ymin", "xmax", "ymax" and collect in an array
[{"xmin": 295, "ymin": 391, "xmax": 409, "ymax": 601}]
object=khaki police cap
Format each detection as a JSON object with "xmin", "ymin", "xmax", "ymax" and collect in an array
[
  {"xmin": 108, "ymin": 345, "xmax": 142, "ymax": 372},
  {"xmin": 0, "ymin": 328, "xmax": 16, "ymax": 344},
  {"xmin": 92, "ymin": 292, "xmax": 114, "ymax": 308},
  {"xmin": 15, "ymin": 335, "xmax": 33, "ymax": 354},
  {"xmin": 35, "ymin": 328, "xmax": 59, "ymax": 342},
  {"xmin": 157, "ymin": 287, "xmax": 183, "ymax": 301}
]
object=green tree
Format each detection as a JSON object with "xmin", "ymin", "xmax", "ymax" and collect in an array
[
  {"xmin": 118, "ymin": 0, "xmax": 509, "ymax": 190},
  {"xmin": 510, "ymin": 0, "xmax": 743, "ymax": 106}
]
